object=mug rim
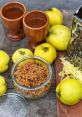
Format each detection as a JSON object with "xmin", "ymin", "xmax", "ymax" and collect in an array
[
  {"xmin": 23, "ymin": 10, "xmax": 49, "ymax": 30},
  {"xmin": 0, "ymin": 2, "xmax": 26, "ymax": 21}
]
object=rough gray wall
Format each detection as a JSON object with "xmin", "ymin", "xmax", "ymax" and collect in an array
[{"xmin": 0, "ymin": 0, "xmax": 82, "ymax": 10}]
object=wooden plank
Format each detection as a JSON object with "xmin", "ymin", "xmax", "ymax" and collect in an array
[{"xmin": 55, "ymin": 52, "xmax": 82, "ymax": 117}]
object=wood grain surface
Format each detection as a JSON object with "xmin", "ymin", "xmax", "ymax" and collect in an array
[{"xmin": 55, "ymin": 52, "xmax": 82, "ymax": 117}]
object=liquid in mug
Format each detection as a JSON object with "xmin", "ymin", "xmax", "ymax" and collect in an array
[
  {"xmin": 26, "ymin": 18, "xmax": 46, "ymax": 28},
  {"xmin": 3, "ymin": 6, "xmax": 24, "ymax": 19}
]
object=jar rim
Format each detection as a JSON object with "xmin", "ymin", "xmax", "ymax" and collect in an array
[{"xmin": 11, "ymin": 55, "xmax": 52, "ymax": 91}]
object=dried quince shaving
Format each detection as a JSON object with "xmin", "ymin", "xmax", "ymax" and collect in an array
[{"xmin": 59, "ymin": 57, "xmax": 82, "ymax": 82}]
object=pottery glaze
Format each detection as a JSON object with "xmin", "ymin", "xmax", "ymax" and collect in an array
[
  {"xmin": 23, "ymin": 10, "xmax": 49, "ymax": 51},
  {"xmin": 1, "ymin": 2, "xmax": 26, "ymax": 41}
]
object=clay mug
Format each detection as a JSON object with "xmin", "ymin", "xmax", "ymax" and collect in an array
[
  {"xmin": 23, "ymin": 10, "xmax": 49, "ymax": 51},
  {"xmin": 0, "ymin": 2, "xmax": 26, "ymax": 41}
]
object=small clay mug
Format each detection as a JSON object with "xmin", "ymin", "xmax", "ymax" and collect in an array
[
  {"xmin": 23, "ymin": 10, "xmax": 49, "ymax": 51},
  {"xmin": 0, "ymin": 2, "xmax": 26, "ymax": 41}
]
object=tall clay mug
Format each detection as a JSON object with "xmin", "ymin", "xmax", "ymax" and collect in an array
[
  {"xmin": 23, "ymin": 10, "xmax": 49, "ymax": 51},
  {"xmin": 0, "ymin": 2, "xmax": 26, "ymax": 41}
]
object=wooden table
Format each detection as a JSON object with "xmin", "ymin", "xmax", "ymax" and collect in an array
[
  {"xmin": 0, "ymin": 0, "xmax": 82, "ymax": 117},
  {"xmin": 55, "ymin": 52, "xmax": 82, "ymax": 117}
]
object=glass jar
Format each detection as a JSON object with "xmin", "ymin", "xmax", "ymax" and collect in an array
[
  {"xmin": 11, "ymin": 56, "xmax": 52, "ymax": 99},
  {"xmin": 0, "ymin": 93, "xmax": 28, "ymax": 117}
]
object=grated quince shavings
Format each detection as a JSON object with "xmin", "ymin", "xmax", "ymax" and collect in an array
[{"xmin": 59, "ymin": 57, "xmax": 82, "ymax": 82}]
